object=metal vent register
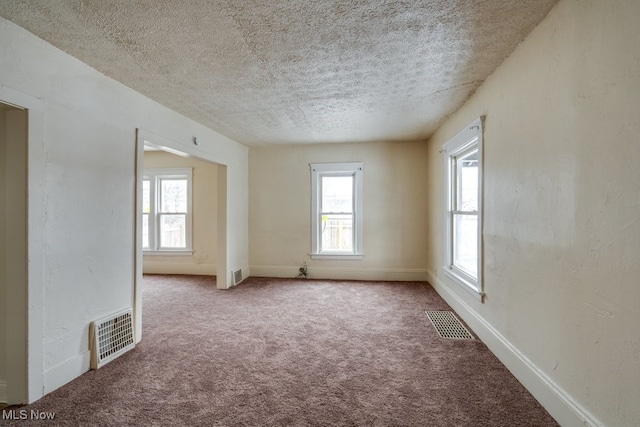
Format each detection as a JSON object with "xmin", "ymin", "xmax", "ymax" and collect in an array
[
  {"xmin": 90, "ymin": 308, "xmax": 135, "ymax": 369},
  {"xmin": 233, "ymin": 268, "xmax": 244, "ymax": 286},
  {"xmin": 425, "ymin": 310, "xmax": 474, "ymax": 340}
]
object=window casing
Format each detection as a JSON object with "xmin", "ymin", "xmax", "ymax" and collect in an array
[
  {"xmin": 143, "ymin": 168, "xmax": 193, "ymax": 255},
  {"xmin": 310, "ymin": 163, "xmax": 363, "ymax": 259},
  {"xmin": 443, "ymin": 117, "xmax": 484, "ymax": 300}
]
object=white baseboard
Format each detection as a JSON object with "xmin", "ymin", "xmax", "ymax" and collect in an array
[
  {"xmin": 43, "ymin": 351, "xmax": 91, "ymax": 395},
  {"xmin": 426, "ymin": 270, "xmax": 601, "ymax": 427},
  {"xmin": 142, "ymin": 263, "xmax": 216, "ymax": 276},
  {"xmin": 0, "ymin": 380, "xmax": 6, "ymax": 403},
  {"xmin": 250, "ymin": 265, "xmax": 429, "ymax": 281}
]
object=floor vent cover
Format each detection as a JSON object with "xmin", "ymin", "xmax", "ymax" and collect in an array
[
  {"xmin": 90, "ymin": 308, "xmax": 135, "ymax": 369},
  {"xmin": 425, "ymin": 310, "xmax": 474, "ymax": 340},
  {"xmin": 233, "ymin": 269, "xmax": 244, "ymax": 286}
]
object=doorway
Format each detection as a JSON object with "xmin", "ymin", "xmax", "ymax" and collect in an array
[
  {"xmin": 134, "ymin": 129, "xmax": 229, "ymax": 343},
  {"xmin": 0, "ymin": 101, "xmax": 28, "ymax": 404}
]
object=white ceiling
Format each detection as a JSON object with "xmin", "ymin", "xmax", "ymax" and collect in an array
[{"xmin": 0, "ymin": 0, "xmax": 558, "ymax": 147}]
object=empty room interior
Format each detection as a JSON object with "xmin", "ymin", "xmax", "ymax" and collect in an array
[{"xmin": 0, "ymin": 0, "xmax": 639, "ymax": 426}]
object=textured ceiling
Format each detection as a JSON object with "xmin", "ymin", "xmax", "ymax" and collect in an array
[{"xmin": 0, "ymin": 0, "xmax": 558, "ymax": 146}]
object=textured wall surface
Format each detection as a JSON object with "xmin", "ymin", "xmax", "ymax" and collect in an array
[
  {"xmin": 0, "ymin": 16, "xmax": 248, "ymax": 402},
  {"xmin": 143, "ymin": 151, "xmax": 218, "ymax": 275},
  {"xmin": 250, "ymin": 140, "xmax": 429, "ymax": 281},
  {"xmin": 426, "ymin": 0, "xmax": 640, "ymax": 425},
  {"xmin": 0, "ymin": 0, "xmax": 558, "ymax": 146}
]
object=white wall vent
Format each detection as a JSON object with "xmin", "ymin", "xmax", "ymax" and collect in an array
[
  {"xmin": 232, "ymin": 268, "xmax": 244, "ymax": 286},
  {"xmin": 90, "ymin": 308, "xmax": 135, "ymax": 369}
]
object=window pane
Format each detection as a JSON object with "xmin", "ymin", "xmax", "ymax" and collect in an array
[
  {"xmin": 321, "ymin": 214, "xmax": 353, "ymax": 251},
  {"xmin": 161, "ymin": 179, "xmax": 187, "ymax": 213},
  {"xmin": 322, "ymin": 176, "xmax": 353, "ymax": 213},
  {"xmin": 160, "ymin": 214, "xmax": 186, "ymax": 248},
  {"xmin": 142, "ymin": 214, "xmax": 149, "ymax": 248},
  {"xmin": 453, "ymin": 214, "xmax": 477, "ymax": 278},
  {"xmin": 457, "ymin": 149, "xmax": 478, "ymax": 212},
  {"xmin": 142, "ymin": 179, "xmax": 151, "ymax": 214}
]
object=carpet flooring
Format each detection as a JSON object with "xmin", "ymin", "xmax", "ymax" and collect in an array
[{"xmin": 2, "ymin": 275, "xmax": 558, "ymax": 426}]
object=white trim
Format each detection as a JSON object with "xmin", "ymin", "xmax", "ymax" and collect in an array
[
  {"xmin": 426, "ymin": 269, "xmax": 602, "ymax": 427},
  {"xmin": 134, "ymin": 130, "xmax": 144, "ymax": 344},
  {"xmin": 442, "ymin": 117, "xmax": 484, "ymax": 300},
  {"xmin": 250, "ymin": 265, "xmax": 429, "ymax": 281},
  {"xmin": 143, "ymin": 250, "xmax": 193, "ymax": 256},
  {"xmin": 143, "ymin": 167, "xmax": 191, "ymax": 177},
  {"xmin": 0, "ymin": 85, "xmax": 46, "ymax": 404},
  {"xmin": 310, "ymin": 162, "xmax": 363, "ymax": 258},
  {"xmin": 442, "ymin": 267, "xmax": 484, "ymax": 301},
  {"xmin": 43, "ymin": 351, "xmax": 91, "ymax": 395},
  {"xmin": 143, "ymin": 168, "xmax": 193, "ymax": 252},
  {"xmin": 310, "ymin": 253, "xmax": 363, "ymax": 260}
]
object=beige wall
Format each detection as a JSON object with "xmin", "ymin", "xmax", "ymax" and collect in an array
[
  {"xmin": 0, "ymin": 108, "xmax": 27, "ymax": 403},
  {"xmin": 250, "ymin": 141, "xmax": 428, "ymax": 281},
  {"xmin": 426, "ymin": 0, "xmax": 640, "ymax": 425},
  {"xmin": 143, "ymin": 151, "xmax": 218, "ymax": 275}
]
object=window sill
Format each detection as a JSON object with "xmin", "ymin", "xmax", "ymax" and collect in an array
[
  {"xmin": 311, "ymin": 253, "xmax": 363, "ymax": 260},
  {"xmin": 442, "ymin": 266, "xmax": 484, "ymax": 302},
  {"xmin": 143, "ymin": 250, "xmax": 193, "ymax": 256}
]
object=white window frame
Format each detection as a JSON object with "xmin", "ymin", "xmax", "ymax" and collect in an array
[
  {"xmin": 442, "ymin": 117, "xmax": 484, "ymax": 301},
  {"xmin": 310, "ymin": 162, "xmax": 363, "ymax": 260},
  {"xmin": 143, "ymin": 168, "xmax": 193, "ymax": 255}
]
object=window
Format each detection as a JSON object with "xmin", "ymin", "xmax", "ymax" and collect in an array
[
  {"xmin": 310, "ymin": 162, "xmax": 363, "ymax": 259},
  {"xmin": 143, "ymin": 168, "xmax": 193, "ymax": 254},
  {"xmin": 443, "ymin": 117, "xmax": 484, "ymax": 300}
]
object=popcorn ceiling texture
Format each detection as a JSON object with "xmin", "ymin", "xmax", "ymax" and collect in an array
[{"xmin": 0, "ymin": 0, "xmax": 558, "ymax": 146}]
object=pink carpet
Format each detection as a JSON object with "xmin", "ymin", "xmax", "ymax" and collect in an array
[{"xmin": 2, "ymin": 275, "xmax": 558, "ymax": 426}]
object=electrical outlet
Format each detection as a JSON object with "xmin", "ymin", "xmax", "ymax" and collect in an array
[{"xmin": 298, "ymin": 261, "xmax": 309, "ymax": 279}]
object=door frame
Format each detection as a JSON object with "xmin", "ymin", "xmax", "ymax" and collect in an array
[
  {"xmin": 134, "ymin": 129, "xmax": 229, "ymax": 343},
  {"xmin": 0, "ymin": 86, "xmax": 45, "ymax": 404}
]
